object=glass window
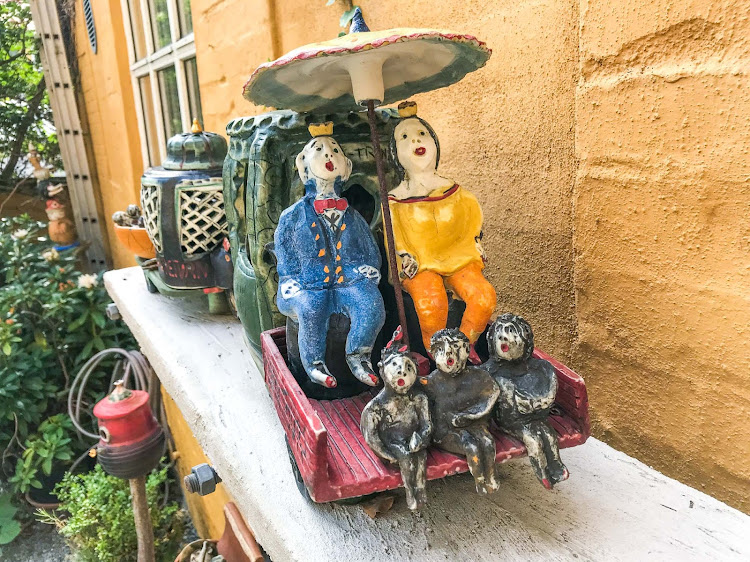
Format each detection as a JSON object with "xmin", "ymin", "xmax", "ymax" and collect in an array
[
  {"xmin": 149, "ymin": 0, "xmax": 171, "ymax": 50},
  {"xmin": 177, "ymin": 0, "xmax": 193, "ymax": 36},
  {"xmin": 157, "ymin": 66, "xmax": 181, "ymax": 139},
  {"xmin": 126, "ymin": 0, "xmax": 200, "ymax": 168},
  {"xmin": 139, "ymin": 75, "xmax": 160, "ymax": 166},
  {"xmin": 127, "ymin": 0, "xmax": 147, "ymax": 60},
  {"xmin": 184, "ymin": 57, "xmax": 202, "ymax": 124}
]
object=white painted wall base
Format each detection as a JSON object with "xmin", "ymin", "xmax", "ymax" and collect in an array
[{"xmin": 105, "ymin": 266, "xmax": 750, "ymax": 562}]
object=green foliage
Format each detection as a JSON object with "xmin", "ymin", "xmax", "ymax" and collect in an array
[
  {"xmin": 322, "ymin": 1, "xmax": 360, "ymax": 28},
  {"xmin": 0, "ymin": 2, "xmax": 61, "ymax": 185},
  {"xmin": 0, "ymin": 215, "xmax": 136, "ymax": 490},
  {"xmin": 43, "ymin": 464, "xmax": 184, "ymax": 562},
  {"xmin": 0, "ymin": 493, "xmax": 21, "ymax": 547},
  {"xmin": 7, "ymin": 415, "xmax": 75, "ymax": 494}
]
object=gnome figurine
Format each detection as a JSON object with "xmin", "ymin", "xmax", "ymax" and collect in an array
[
  {"xmin": 361, "ymin": 327, "xmax": 432, "ymax": 510},
  {"xmin": 421, "ymin": 328, "xmax": 500, "ymax": 494},
  {"xmin": 274, "ymin": 122, "xmax": 386, "ymax": 389},
  {"xmin": 483, "ymin": 314, "xmax": 569, "ymax": 489}
]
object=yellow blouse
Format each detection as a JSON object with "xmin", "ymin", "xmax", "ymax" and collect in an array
[{"xmin": 387, "ymin": 184, "xmax": 484, "ymax": 277}]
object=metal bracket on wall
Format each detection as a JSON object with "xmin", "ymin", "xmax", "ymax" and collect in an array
[{"xmin": 29, "ymin": 0, "xmax": 109, "ymax": 271}]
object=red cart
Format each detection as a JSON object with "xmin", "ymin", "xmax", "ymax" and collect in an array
[{"xmin": 261, "ymin": 327, "xmax": 590, "ymax": 503}]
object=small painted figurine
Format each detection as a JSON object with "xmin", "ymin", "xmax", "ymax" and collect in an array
[
  {"xmin": 422, "ymin": 328, "xmax": 500, "ymax": 494},
  {"xmin": 360, "ymin": 328, "xmax": 432, "ymax": 510},
  {"xmin": 387, "ymin": 101, "xmax": 496, "ymax": 361},
  {"xmin": 46, "ymin": 199, "xmax": 77, "ymax": 247},
  {"xmin": 275, "ymin": 122, "xmax": 386, "ymax": 389},
  {"xmin": 483, "ymin": 313, "xmax": 569, "ymax": 489}
]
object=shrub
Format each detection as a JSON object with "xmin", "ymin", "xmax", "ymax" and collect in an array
[
  {"xmin": 42, "ymin": 463, "xmax": 184, "ymax": 562},
  {"xmin": 0, "ymin": 215, "xmax": 136, "ymax": 491}
]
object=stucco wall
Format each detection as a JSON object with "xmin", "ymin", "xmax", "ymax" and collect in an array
[
  {"xmin": 193, "ymin": 0, "xmax": 579, "ymax": 361},
  {"xmin": 75, "ymin": 0, "xmax": 143, "ymax": 269},
  {"xmin": 575, "ymin": 0, "xmax": 750, "ymax": 511}
]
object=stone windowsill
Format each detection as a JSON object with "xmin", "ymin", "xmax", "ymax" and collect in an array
[{"xmin": 104, "ymin": 267, "xmax": 750, "ymax": 562}]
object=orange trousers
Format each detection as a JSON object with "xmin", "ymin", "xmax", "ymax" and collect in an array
[{"xmin": 402, "ymin": 262, "xmax": 497, "ymax": 350}]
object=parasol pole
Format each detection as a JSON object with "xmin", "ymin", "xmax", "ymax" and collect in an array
[{"xmin": 366, "ymin": 100, "xmax": 410, "ymax": 349}]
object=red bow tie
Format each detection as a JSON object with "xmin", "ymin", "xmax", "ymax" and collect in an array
[{"xmin": 313, "ymin": 198, "xmax": 348, "ymax": 214}]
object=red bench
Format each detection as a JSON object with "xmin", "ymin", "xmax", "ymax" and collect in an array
[{"xmin": 261, "ymin": 327, "xmax": 590, "ymax": 503}]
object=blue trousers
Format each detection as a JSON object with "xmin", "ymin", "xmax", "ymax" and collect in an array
[{"xmin": 277, "ymin": 281, "xmax": 385, "ymax": 374}]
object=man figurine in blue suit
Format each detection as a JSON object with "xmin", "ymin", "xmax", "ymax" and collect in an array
[{"xmin": 274, "ymin": 122, "xmax": 386, "ymax": 389}]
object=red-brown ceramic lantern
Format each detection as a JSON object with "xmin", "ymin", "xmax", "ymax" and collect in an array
[{"xmin": 93, "ymin": 382, "xmax": 165, "ymax": 479}]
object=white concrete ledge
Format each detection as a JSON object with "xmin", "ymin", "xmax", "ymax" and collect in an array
[{"xmin": 105, "ymin": 266, "xmax": 750, "ymax": 562}]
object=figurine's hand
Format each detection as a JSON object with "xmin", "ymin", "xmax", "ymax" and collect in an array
[
  {"xmin": 356, "ymin": 264, "xmax": 381, "ymax": 283},
  {"xmin": 409, "ymin": 432, "xmax": 423, "ymax": 452},
  {"xmin": 514, "ymin": 393, "xmax": 535, "ymax": 414},
  {"xmin": 398, "ymin": 252, "xmax": 419, "ymax": 279},
  {"xmin": 279, "ymin": 279, "xmax": 302, "ymax": 300},
  {"xmin": 452, "ymin": 414, "xmax": 468, "ymax": 427}
]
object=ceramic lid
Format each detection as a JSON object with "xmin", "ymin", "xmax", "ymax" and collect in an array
[{"xmin": 162, "ymin": 119, "xmax": 228, "ymax": 171}]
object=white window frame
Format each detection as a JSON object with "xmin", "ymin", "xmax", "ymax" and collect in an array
[{"xmin": 120, "ymin": 0, "xmax": 199, "ymax": 167}]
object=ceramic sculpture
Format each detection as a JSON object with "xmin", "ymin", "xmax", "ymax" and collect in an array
[
  {"xmin": 139, "ymin": 120, "xmax": 232, "ymax": 314},
  {"xmin": 360, "ymin": 328, "xmax": 432, "ymax": 510},
  {"xmin": 387, "ymin": 101, "xmax": 496, "ymax": 360},
  {"xmin": 274, "ymin": 122, "xmax": 386, "ymax": 389},
  {"xmin": 421, "ymin": 328, "xmax": 500, "ymax": 494},
  {"xmin": 483, "ymin": 313, "xmax": 569, "ymax": 489}
]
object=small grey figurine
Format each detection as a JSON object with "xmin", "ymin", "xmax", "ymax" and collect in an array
[
  {"xmin": 360, "ymin": 328, "xmax": 432, "ymax": 510},
  {"xmin": 422, "ymin": 328, "xmax": 500, "ymax": 494},
  {"xmin": 483, "ymin": 313, "xmax": 569, "ymax": 489}
]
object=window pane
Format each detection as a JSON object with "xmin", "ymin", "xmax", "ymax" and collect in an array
[
  {"xmin": 139, "ymin": 75, "xmax": 160, "ymax": 166},
  {"xmin": 177, "ymin": 0, "xmax": 193, "ymax": 36},
  {"xmin": 184, "ymin": 57, "xmax": 202, "ymax": 125},
  {"xmin": 149, "ymin": 0, "xmax": 171, "ymax": 50},
  {"xmin": 127, "ymin": 0, "xmax": 147, "ymax": 60},
  {"xmin": 158, "ymin": 65, "xmax": 182, "ymax": 139}
]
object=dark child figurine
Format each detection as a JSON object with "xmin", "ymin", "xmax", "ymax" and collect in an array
[
  {"xmin": 360, "ymin": 328, "xmax": 432, "ymax": 510},
  {"xmin": 483, "ymin": 313, "xmax": 569, "ymax": 489},
  {"xmin": 421, "ymin": 328, "xmax": 500, "ymax": 494}
]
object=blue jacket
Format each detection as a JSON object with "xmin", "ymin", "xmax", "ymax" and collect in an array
[{"xmin": 275, "ymin": 194, "xmax": 381, "ymax": 290}]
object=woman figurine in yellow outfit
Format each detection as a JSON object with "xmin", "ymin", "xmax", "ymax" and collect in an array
[{"xmin": 387, "ymin": 101, "xmax": 496, "ymax": 362}]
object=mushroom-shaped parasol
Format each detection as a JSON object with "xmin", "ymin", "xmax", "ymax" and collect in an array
[{"xmin": 243, "ymin": 9, "xmax": 491, "ymax": 348}]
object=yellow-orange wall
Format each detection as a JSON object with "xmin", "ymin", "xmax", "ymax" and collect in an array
[
  {"xmin": 574, "ymin": 0, "xmax": 750, "ymax": 513},
  {"xmin": 78, "ymin": 0, "xmax": 749, "ymax": 513},
  {"xmin": 75, "ymin": 0, "xmax": 142, "ymax": 269}
]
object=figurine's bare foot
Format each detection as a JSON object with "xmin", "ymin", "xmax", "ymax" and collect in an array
[
  {"xmin": 468, "ymin": 344, "xmax": 482, "ymax": 365},
  {"xmin": 474, "ymin": 476, "xmax": 489, "ymax": 495},
  {"xmin": 309, "ymin": 362, "xmax": 337, "ymax": 388},
  {"xmin": 487, "ymin": 474, "xmax": 500, "ymax": 493},
  {"xmin": 549, "ymin": 464, "xmax": 569, "ymax": 484},
  {"xmin": 346, "ymin": 352, "xmax": 379, "ymax": 386}
]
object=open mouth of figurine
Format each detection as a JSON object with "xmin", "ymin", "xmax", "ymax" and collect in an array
[
  {"xmin": 397, "ymin": 378, "xmax": 405, "ymax": 387},
  {"xmin": 446, "ymin": 358, "xmax": 455, "ymax": 367},
  {"xmin": 501, "ymin": 344, "xmax": 510, "ymax": 353},
  {"xmin": 325, "ymin": 161, "xmax": 334, "ymax": 171},
  {"xmin": 414, "ymin": 147, "xmax": 426, "ymax": 156}
]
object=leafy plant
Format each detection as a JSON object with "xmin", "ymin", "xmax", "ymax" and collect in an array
[
  {"xmin": 0, "ymin": 1, "xmax": 61, "ymax": 189},
  {"xmin": 0, "ymin": 215, "xmax": 136, "ymax": 491},
  {"xmin": 0, "ymin": 492, "xmax": 21, "ymax": 550},
  {"xmin": 324, "ymin": 1, "xmax": 360, "ymax": 29},
  {"xmin": 40, "ymin": 464, "xmax": 185, "ymax": 562},
  {"xmin": 8, "ymin": 415, "xmax": 75, "ymax": 494}
]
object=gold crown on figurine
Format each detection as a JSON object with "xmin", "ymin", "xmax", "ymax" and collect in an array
[
  {"xmin": 308, "ymin": 121, "xmax": 334, "ymax": 138},
  {"xmin": 397, "ymin": 101, "xmax": 418, "ymax": 118}
]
